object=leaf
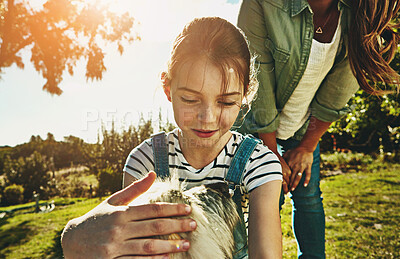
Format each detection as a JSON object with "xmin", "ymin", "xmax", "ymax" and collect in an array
[{"xmin": 0, "ymin": 0, "xmax": 139, "ymax": 95}]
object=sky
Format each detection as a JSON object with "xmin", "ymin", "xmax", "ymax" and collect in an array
[{"xmin": 0, "ymin": 0, "xmax": 241, "ymax": 147}]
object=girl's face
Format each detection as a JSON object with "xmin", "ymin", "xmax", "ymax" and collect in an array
[{"xmin": 164, "ymin": 56, "xmax": 244, "ymax": 149}]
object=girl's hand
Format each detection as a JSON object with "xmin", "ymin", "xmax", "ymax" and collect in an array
[
  {"xmin": 276, "ymin": 153, "xmax": 291, "ymax": 194},
  {"xmin": 61, "ymin": 172, "xmax": 196, "ymax": 259},
  {"xmin": 283, "ymin": 147, "xmax": 313, "ymax": 191}
]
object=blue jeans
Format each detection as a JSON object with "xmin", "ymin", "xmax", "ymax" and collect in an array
[{"xmin": 277, "ymin": 138, "xmax": 325, "ymax": 259}]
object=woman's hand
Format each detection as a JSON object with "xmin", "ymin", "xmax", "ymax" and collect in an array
[
  {"xmin": 61, "ymin": 172, "xmax": 197, "ymax": 259},
  {"xmin": 283, "ymin": 147, "xmax": 313, "ymax": 191},
  {"xmin": 282, "ymin": 116, "xmax": 331, "ymax": 192}
]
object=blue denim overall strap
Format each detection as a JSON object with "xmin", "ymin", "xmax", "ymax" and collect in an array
[
  {"xmin": 226, "ymin": 135, "xmax": 260, "ymax": 187},
  {"xmin": 151, "ymin": 132, "xmax": 169, "ymax": 179},
  {"xmin": 226, "ymin": 135, "xmax": 261, "ymax": 259}
]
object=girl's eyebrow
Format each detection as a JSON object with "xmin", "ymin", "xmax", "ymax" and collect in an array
[
  {"xmin": 221, "ymin": 92, "xmax": 242, "ymax": 97},
  {"xmin": 177, "ymin": 87, "xmax": 241, "ymax": 97}
]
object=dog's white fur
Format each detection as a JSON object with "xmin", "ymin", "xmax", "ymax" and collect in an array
[{"xmin": 129, "ymin": 177, "xmax": 240, "ymax": 259}]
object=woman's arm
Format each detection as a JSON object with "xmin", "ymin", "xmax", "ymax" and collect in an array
[
  {"xmin": 61, "ymin": 172, "xmax": 196, "ymax": 259},
  {"xmin": 283, "ymin": 117, "xmax": 331, "ymax": 191},
  {"xmin": 258, "ymin": 131, "xmax": 291, "ymax": 194},
  {"xmin": 248, "ymin": 180, "xmax": 283, "ymax": 258}
]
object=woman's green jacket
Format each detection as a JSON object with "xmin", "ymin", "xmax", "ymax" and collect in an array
[{"xmin": 236, "ymin": 0, "xmax": 359, "ymax": 140}]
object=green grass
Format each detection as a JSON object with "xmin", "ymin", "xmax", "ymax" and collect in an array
[
  {"xmin": 323, "ymin": 167, "xmax": 400, "ymax": 258},
  {"xmin": 0, "ymin": 198, "xmax": 102, "ymax": 259},
  {"xmin": 282, "ymin": 160, "xmax": 400, "ymax": 258},
  {"xmin": 1, "ymin": 158, "xmax": 399, "ymax": 258}
]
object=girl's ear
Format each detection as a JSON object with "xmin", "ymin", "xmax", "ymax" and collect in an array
[
  {"xmin": 163, "ymin": 84, "xmax": 172, "ymax": 102},
  {"xmin": 161, "ymin": 72, "xmax": 172, "ymax": 102}
]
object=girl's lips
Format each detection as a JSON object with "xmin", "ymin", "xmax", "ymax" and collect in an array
[{"xmin": 192, "ymin": 129, "xmax": 217, "ymax": 138}]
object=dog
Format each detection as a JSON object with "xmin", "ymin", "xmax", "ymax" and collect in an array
[{"xmin": 129, "ymin": 177, "xmax": 240, "ymax": 259}]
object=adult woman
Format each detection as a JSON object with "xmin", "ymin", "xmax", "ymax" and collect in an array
[{"xmin": 236, "ymin": 0, "xmax": 400, "ymax": 258}]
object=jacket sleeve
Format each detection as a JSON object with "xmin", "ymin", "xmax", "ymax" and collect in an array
[
  {"xmin": 237, "ymin": 0, "xmax": 280, "ymax": 134},
  {"xmin": 311, "ymin": 51, "xmax": 359, "ymax": 122}
]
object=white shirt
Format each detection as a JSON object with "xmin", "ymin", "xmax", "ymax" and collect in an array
[{"xmin": 276, "ymin": 18, "xmax": 342, "ymax": 140}]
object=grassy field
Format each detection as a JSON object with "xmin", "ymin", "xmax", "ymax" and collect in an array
[
  {"xmin": 281, "ymin": 155, "xmax": 400, "ymax": 258},
  {"xmin": 0, "ymin": 154, "xmax": 399, "ymax": 258},
  {"xmin": 0, "ymin": 198, "xmax": 101, "ymax": 259}
]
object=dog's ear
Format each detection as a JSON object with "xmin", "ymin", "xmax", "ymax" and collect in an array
[{"xmin": 204, "ymin": 182, "xmax": 231, "ymax": 199}]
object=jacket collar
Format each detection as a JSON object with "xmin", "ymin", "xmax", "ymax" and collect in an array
[
  {"xmin": 291, "ymin": 0, "xmax": 351, "ymax": 17},
  {"xmin": 291, "ymin": 0, "xmax": 310, "ymax": 17}
]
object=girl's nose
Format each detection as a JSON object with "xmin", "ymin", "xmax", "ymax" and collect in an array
[{"xmin": 197, "ymin": 104, "xmax": 217, "ymax": 123}]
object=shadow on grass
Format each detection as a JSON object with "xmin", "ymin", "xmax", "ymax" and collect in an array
[
  {"xmin": 44, "ymin": 229, "xmax": 64, "ymax": 259},
  {"xmin": 0, "ymin": 220, "xmax": 34, "ymax": 255},
  {"xmin": 0, "ymin": 217, "xmax": 10, "ymax": 228},
  {"xmin": 377, "ymin": 179, "xmax": 400, "ymax": 186}
]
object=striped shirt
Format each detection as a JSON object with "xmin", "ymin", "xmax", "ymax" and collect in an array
[{"xmin": 124, "ymin": 129, "xmax": 282, "ymax": 223}]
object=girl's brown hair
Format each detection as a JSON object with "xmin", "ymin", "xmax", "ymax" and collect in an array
[
  {"xmin": 348, "ymin": 0, "xmax": 400, "ymax": 95},
  {"xmin": 163, "ymin": 17, "xmax": 257, "ymax": 105}
]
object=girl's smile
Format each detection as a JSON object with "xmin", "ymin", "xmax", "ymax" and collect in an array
[{"xmin": 192, "ymin": 129, "xmax": 218, "ymax": 138}]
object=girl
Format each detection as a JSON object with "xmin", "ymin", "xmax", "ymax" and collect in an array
[
  {"xmin": 62, "ymin": 17, "xmax": 283, "ymax": 258},
  {"xmin": 236, "ymin": 0, "xmax": 400, "ymax": 258}
]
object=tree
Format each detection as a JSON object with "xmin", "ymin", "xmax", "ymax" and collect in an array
[
  {"xmin": 89, "ymin": 116, "xmax": 158, "ymax": 195},
  {"xmin": 97, "ymin": 166, "xmax": 120, "ymax": 196},
  {"xmin": 0, "ymin": 146, "xmax": 12, "ymax": 176},
  {"xmin": 0, "ymin": 0, "xmax": 139, "ymax": 95},
  {"xmin": 324, "ymin": 50, "xmax": 400, "ymax": 153},
  {"xmin": 326, "ymin": 91, "xmax": 400, "ymax": 153},
  {"xmin": 4, "ymin": 151, "xmax": 51, "ymax": 201},
  {"xmin": 3, "ymin": 184, "xmax": 24, "ymax": 205}
]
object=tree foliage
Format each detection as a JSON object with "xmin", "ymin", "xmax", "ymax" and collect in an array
[
  {"xmin": 326, "ymin": 91, "xmax": 400, "ymax": 153},
  {"xmin": 323, "ymin": 50, "xmax": 400, "ymax": 153},
  {"xmin": 2, "ymin": 133, "xmax": 90, "ymax": 171},
  {"xmin": 91, "ymin": 117, "xmax": 154, "ymax": 195},
  {"xmin": 3, "ymin": 184, "xmax": 24, "ymax": 205},
  {"xmin": 0, "ymin": 114, "xmax": 175, "ymax": 200},
  {"xmin": 97, "ymin": 166, "xmax": 120, "ymax": 196},
  {"xmin": 0, "ymin": 115, "xmax": 175, "ymax": 200},
  {"xmin": 0, "ymin": 0, "xmax": 139, "ymax": 95},
  {"xmin": 91, "ymin": 114, "xmax": 175, "ymax": 195},
  {"xmin": 3, "ymin": 151, "xmax": 50, "ymax": 202}
]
